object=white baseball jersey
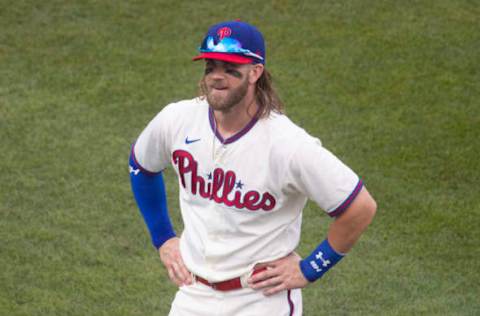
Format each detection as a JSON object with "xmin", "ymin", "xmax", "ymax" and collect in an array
[{"xmin": 134, "ymin": 97, "xmax": 362, "ymax": 282}]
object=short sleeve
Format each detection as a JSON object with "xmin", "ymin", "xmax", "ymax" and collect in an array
[
  {"xmin": 133, "ymin": 105, "xmax": 175, "ymax": 173},
  {"xmin": 286, "ymin": 135, "xmax": 363, "ymax": 217}
]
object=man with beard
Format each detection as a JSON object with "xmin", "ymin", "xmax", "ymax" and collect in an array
[{"xmin": 129, "ymin": 20, "xmax": 377, "ymax": 316}]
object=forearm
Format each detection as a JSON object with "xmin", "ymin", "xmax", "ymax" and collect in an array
[
  {"xmin": 129, "ymin": 150, "xmax": 176, "ymax": 249},
  {"xmin": 299, "ymin": 187, "xmax": 377, "ymax": 282}
]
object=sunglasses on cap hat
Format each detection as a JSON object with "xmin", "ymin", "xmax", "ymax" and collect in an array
[{"xmin": 192, "ymin": 20, "xmax": 266, "ymax": 65}]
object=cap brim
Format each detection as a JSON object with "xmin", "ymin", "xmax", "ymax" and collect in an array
[{"xmin": 192, "ymin": 52, "xmax": 254, "ymax": 64}]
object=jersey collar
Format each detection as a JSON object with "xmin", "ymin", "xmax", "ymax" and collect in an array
[{"xmin": 208, "ymin": 107, "xmax": 259, "ymax": 145}]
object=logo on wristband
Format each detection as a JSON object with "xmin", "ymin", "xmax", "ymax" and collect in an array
[
  {"xmin": 315, "ymin": 251, "xmax": 331, "ymax": 267},
  {"xmin": 310, "ymin": 260, "xmax": 322, "ymax": 273}
]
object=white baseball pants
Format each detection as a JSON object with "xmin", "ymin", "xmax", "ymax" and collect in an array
[{"xmin": 168, "ymin": 281, "xmax": 302, "ymax": 316}]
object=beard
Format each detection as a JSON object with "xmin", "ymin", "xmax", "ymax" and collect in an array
[{"xmin": 202, "ymin": 77, "xmax": 249, "ymax": 112}]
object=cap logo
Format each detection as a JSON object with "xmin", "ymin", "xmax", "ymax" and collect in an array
[{"xmin": 217, "ymin": 27, "xmax": 232, "ymax": 40}]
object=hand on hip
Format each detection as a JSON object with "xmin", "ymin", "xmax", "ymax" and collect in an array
[{"xmin": 159, "ymin": 237, "xmax": 193, "ymax": 287}]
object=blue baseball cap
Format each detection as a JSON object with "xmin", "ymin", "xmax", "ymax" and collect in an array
[{"xmin": 193, "ymin": 20, "xmax": 266, "ymax": 64}]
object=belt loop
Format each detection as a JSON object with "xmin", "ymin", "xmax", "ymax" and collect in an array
[
  {"xmin": 190, "ymin": 271, "xmax": 195, "ymax": 285},
  {"xmin": 240, "ymin": 272, "xmax": 250, "ymax": 289}
]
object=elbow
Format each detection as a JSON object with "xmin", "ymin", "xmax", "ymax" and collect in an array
[
  {"xmin": 354, "ymin": 193, "xmax": 377, "ymax": 229},
  {"xmin": 359, "ymin": 186, "xmax": 377, "ymax": 225},
  {"xmin": 334, "ymin": 188, "xmax": 377, "ymax": 232},
  {"xmin": 365, "ymin": 197, "xmax": 377, "ymax": 225},
  {"xmin": 351, "ymin": 197, "xmax": 377, "ymax": 239}
]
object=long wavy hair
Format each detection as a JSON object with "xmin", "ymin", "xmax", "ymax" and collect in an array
[
  {"xmin": 199, "ymin": 67, "xmax": 284, "ymax": 118},
  {"xmin": 254, "ymin": 68, "xmax": 284, "ymax": 118}
]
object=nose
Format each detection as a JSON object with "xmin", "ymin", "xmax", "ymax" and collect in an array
[{"xmin": 209, "ymin": 67, "xmax": 226, "ymax": 81}]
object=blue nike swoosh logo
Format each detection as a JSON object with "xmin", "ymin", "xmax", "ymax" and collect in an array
[{"xmin": 185, "ymin": 137, "xmax": 201, "ymax": 144}]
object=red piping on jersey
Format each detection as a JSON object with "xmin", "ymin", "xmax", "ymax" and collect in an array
[
  {"xmin": 208, "ymin": 107, "xmax": 259, "ymax": 144},
  {"xmin": 329, "ymin": 179, "xmax": 363, "ymax": 217},
  {"xmin": 287, "ymin": 290, "xmax": 294, "ymax": 316}
]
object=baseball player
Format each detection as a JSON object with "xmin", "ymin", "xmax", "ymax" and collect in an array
[{"xmin": 129, "ymin": 20, "xmax": 377, "ymax": 316}]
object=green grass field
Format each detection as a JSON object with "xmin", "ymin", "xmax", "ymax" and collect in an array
[{"xmin": 1, "ymin": 1, "xmax": 479, "ymax": 315}]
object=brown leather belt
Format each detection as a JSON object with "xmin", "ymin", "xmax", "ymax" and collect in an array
[{"xmin": 195, "ymin": 267, "xmax": 267, "ymax": 291}]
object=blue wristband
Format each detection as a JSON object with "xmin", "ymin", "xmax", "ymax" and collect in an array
[
  {"xmin": 129, "ymin": 148, "xmax": 176, "ymax": 249},
  {"xmin": 299, "ymin": 239, "xmax": 344, "ymax": 282}
]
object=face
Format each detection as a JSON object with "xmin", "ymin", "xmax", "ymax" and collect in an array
[{"xmin": 202, "ymin": 60, "xmax": 251, "ymax": 112}]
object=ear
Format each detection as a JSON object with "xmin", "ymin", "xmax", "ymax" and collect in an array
[{"xmin": 248, "ymin": 64, "xmax": 264, "ymax": 85}]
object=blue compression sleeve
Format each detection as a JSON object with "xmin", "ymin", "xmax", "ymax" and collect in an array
[
  {"xmin": 129, "ymin": 151, "xmax": 176, "ymax": 249},
  {"xmin": 299, "ymin": 239, "xmax": 344, "ymax": 282}
]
